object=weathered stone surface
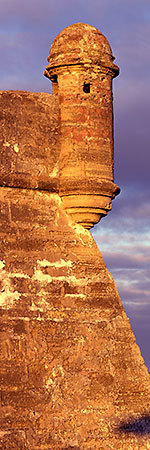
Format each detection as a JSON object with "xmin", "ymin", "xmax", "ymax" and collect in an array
[
  {"xmin": 0, "ymin": 188, "xmax": 150, "ymax": 449},
  {"xmin": 44, "ymin": 23, "xmax": 120, "ymax": 229},
  {"xmin": 0, "ymin": 90, "xmax": 60, "ymax": 192},
  {"xmin": 0, "ymin": 23, "xmax": 150, "ymax": 449}
]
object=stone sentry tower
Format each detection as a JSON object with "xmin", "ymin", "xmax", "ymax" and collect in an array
[
  {"xmin": 0, "ymin": 23, "xmax": 150, "ymax": 450},
  {"xmin": 44, "ymin": 23, "xmax": 120, "ymax": 229}
]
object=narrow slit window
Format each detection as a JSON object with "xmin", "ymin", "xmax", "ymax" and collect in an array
[
  {"xmin": 83, "ymin": 82, "xmax": 90, "ymax": 93},
  {"xmin": 53, "ymin": 75, "xmax": 58, "ymax": 83},
  {"xmin": 52, "ymin": 75, "xmax": 58, "ymax": 94}
]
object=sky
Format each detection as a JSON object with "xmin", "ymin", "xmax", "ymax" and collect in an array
[{"xmin": 0, "ymin": 0, "xmax": 150, "ymax": 369}]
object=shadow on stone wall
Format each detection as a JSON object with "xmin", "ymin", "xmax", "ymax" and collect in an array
[{"xmin": 118, "ymin": 414, "xmax": 150, "ymax": 434}]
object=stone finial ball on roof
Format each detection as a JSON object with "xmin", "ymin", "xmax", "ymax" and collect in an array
[{"xmin": 45, "ymin": 23, "xmax": 119, "ymax": 77}]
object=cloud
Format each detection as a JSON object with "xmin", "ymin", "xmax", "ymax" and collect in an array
[
  {"xmin": 0, "ymin": 0, "xmax": 109, "ymax": 34},
  {"xmin": 1, "ymin": 0, "xmax": 150, "ymax": 102},
  {"xmin": 92, "ymin": 184, "xmax": 150, "ymax": 351},
  {"xmin": 102, "ymin": 252, "xmax": 150, "ymax": 269}
]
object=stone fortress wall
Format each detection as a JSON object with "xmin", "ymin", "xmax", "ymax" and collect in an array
[{"xmin": 0, "ymin": 23, "xmax": 150, "ymax": 449}]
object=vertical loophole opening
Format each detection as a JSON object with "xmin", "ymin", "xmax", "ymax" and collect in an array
[
  {"xmin": 83, "ymin": 83, "xmax": 90, "ymax": 93},
  {"xmin": 52, "ymin": 75, "xmax": 58, "ymax": 95}
]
